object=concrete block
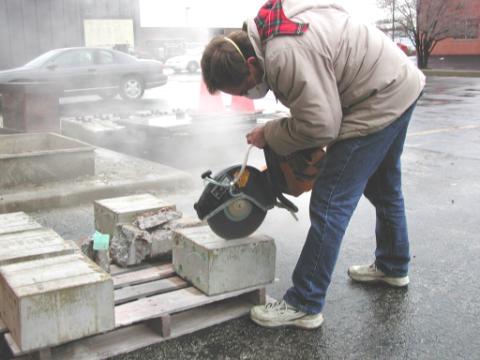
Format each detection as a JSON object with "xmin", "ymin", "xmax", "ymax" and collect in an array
[
  {"xmin": 110, "ymin": 215, "xmax": 203, "ymax": 268},
  {"xmin": 110, "ymin": 224, "xmax": 151, "ymax": 267},
  {"xmin": 110, "ymin": 226, "xmax": 173, "ymax": 268},
  {"xmin": 173, "ymin": 226, "xmax": 276, "ymax": 296},
  {"xmin": 150, "ymin": 229, "xmax": 173, "ymax": 257},
  {"xmin": 78, "ymin": 236, "xmax": 94, "ymax": 260},
  {"xmin": 94, "ymin": 194, "xmax": 176, "ymax": 235},
  {"xmin": 0, "ymin": 253, "xmax": 114, "ymax": 352},
  {"xmin": 0, "ymin": 228, "xmax": 77, "ymax": 266},
  {"xmin": 0, "ymin": 212, "xmax": 42, "ymax": 236},
  {"xmin": 94, "ymin": 250, "xmax": 111, "ymax": 273}
]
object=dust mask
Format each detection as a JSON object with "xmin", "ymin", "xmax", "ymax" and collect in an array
[{"xmin": 246, "ymin": 81, "xmax": 269, "ymax": 99}]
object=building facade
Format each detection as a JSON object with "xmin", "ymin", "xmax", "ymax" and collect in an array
[
  {"xmin": 0, "ymin": 0, "xmax": 227, "ymax": 70},
  {"xmin": 0, "ymin": 0, "xmax": 142, "ymax": 70},
  {"xmin": 431, "ymin": 1, "xmax": 480, "ymax": 56}
]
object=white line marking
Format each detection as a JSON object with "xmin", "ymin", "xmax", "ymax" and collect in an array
[{"xmin": 408, "ymin": 124, "xmax": 480, "ymax": 137}]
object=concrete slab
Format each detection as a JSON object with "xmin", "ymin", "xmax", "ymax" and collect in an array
[
  {"xmin": 0, "ymin": 148, "xmax": 193, "ymax": 214},
  {"xmin": 0, "ymin": 212, "xmax": 42, "ymax": 236},
  {"xmin": 173, "ymin": 226, "xmax": 276, "ymax": 296},
  {"xmin": 110, "ymin": 224, "xmax": 151, "ymax": 267},
  {"xmin": 61, "ymin": 117, "xmax": 127, "ymax": 147},
  {"xmin": 0, "ymin": 253, "xmax": 114, "ymax": 352}
]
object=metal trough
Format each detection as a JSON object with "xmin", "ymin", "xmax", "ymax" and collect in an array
[{"xmin": 0, "ymin": 133, "xmax": 94, "ymax": 188}]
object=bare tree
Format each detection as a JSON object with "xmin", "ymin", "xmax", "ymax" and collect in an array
[{"xmin": 377, "ymin": 0, "xmax": 472, "ymax": 68}]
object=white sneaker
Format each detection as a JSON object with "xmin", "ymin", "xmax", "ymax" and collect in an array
[
  {"xmin": 250, "ymin": 300, "xmax": 324, "ymax": 329},
  {"xmin": 348, "ymin": 263, "xmax": 409, "ymax": 287}
]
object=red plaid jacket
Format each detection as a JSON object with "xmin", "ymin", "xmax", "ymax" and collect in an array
[{"xmin": 254, "ymin": 0, "xmax": 309, "ymax": 42}]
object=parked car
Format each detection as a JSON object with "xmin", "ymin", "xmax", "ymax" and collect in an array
[
  {"xmin": 164, "ymin": 47, "xmax": 203, "ymax": 74},
  {"xmin": 0, "ymin": 47, "xmax": 168, "ymax": 100}
]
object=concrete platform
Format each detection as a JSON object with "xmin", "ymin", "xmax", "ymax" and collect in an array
[{"xmin": 0, "ymin": 148, "xmax": 193, "ymax": 214}]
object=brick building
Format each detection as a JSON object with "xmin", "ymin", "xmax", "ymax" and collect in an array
[
  {"xmin": 431, "ymin": 1, "xmax": 480, "ymax": 56},
  {"xmin": 0, "ymin": 0, "xmax": 221, "ymax": 70}
]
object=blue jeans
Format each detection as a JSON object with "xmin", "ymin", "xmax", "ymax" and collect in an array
[{"xmin": 284, "ymin": 103, "xmax": 416, "ymax": 314}]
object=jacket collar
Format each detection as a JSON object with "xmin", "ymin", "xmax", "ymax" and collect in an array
[
  {"xmin": 246, "ymin": 0, "xmax": 348, "ymax": 82},
  {"xmin": 254, "ymin": 0, "xmax": 309, "ymax": 43}
]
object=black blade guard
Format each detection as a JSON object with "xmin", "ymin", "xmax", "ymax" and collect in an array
[{"xmin": 194, "ymin": 165, "xmax": 274, "ymax": 239}]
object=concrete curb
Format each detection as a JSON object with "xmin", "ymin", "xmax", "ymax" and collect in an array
[
  {"xmin": 0, "ymin": 148, "xmax": 194, "ymax": 213},
  {"xmin": 423, "ymin": 69, "xmax": 480, "ymax": 78},
  {"xmin": 0, "ymin": 173, "xmax": 193, "ymax": 214}
]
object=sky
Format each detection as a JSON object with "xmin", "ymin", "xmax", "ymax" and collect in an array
[{"xmin": 140, "ymin": 0, "xmax": 384, "ymax": 28}]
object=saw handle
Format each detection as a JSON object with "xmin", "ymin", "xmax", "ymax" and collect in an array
[
  {"xmin": 201, "ymin": 170, "xmax": 212, "ymax": 179},
  {"xmin": 277, "ymin": 193, "xmax": 299, "ymax": 213}
]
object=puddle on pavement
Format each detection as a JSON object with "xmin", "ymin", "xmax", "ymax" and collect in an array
[
  {"xmin": 458, "ymin": 93, "xmax": 477, "ymax": 98},
  {"xmin": 417, "ymin": 97, "xmax": 461, "ymax": 106}
]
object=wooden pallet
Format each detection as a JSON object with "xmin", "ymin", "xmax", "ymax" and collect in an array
[{"xmin": 4, "ymin": 261, "xmax": 267, "ymax": 360}]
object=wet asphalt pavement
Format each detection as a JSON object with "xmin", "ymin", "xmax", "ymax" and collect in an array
[{"xmin": 25, "ymin": 76, "xmax": 480, "ymax": 359}]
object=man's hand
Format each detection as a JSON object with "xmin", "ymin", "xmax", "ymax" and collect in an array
[{"xmin": 246, "ymin": 125, "xmax": 267, "ymax": 148}]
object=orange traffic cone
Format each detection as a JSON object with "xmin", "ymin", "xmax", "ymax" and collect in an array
[
  {"xmin": 198, "ymin": 80, "xmax": 225, "ymax": 113},
  {"xmin": 231, "ymin": 95, "xmax": 255, "ymax": 113}
]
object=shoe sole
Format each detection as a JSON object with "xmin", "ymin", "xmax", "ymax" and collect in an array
[
  {"xmin": 348, "ymin": 271, "xmax": 409, "ymax": 287},
  {"xmin": 250, "ymin": 314, "xmax": 324, "ymax": 329}
]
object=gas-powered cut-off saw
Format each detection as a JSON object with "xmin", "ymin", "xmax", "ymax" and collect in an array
[{"xmin": 194, "ymin": 145, "xmax": 325, "ymax": 239}]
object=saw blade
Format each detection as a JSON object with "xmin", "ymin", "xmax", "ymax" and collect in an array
[
  {"xmin": 207, "ymin": 199, "xmax": 267, "ymax": 240},
  {"xmin": 224, "ymin": 198, "xmax": 253, "ymax": 222}
]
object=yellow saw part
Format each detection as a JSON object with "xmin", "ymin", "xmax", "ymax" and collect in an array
[{"xmin": 233, "ymin": 169, "xmax": 250, "ymax": 188}]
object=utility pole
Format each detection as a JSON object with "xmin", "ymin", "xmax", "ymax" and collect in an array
[
  {"xmin": 185, "ymin": 6, "xmax": 191, "ymax": 26},
  {"xmin": 392, "ymin": 0, "xmax": 396, "ymax": 41}
]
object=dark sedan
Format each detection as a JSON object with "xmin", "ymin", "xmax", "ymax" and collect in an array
[{"xmin": 0, "ymin": 47, "xmax": 168, "ymax": 100}]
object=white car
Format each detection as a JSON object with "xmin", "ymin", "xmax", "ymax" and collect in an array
[{"xmin": 164, "ymin": 48, "xmax": 203, "ymax": 73}]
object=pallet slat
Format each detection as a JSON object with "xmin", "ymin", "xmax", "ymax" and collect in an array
[
  {"xmin": 27, "ymin": 294, "xmax": 256, "ymax": 360},
  {"xmin": 115, "ymin": 285, "xmax": 264, "ymax": 328},
  {"xmin": 113, "ymin": 264, "xmax": 174, "ymax": 288},
  {"xmin": 114, "ymin": 276, "xmax": 188, "ymax": 304},
  {"xmin": 110, "ymin": 261, "xmax": 158, "ymax": 276}
]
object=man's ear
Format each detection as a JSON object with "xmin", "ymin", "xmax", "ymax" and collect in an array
[
  {"xmin": 246, "ymin": 56, "xmax": 258, "ymax": 66},
  {"xmin": 246, "ymin": 57, "xmax": 263, "ymax": 82}
]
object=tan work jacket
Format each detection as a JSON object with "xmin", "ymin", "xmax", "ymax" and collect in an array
[{"xmin": 246, "ymin": 0, "xmax": 425, "ymax": 155}]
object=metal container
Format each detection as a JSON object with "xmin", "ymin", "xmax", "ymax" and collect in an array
[{"xmin": 0, "ymin": 132, "xmax": 95, "ymax": 188}]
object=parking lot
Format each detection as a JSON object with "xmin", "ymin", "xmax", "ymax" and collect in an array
[{"xmin": 20, "ymin": 75, "xmax": 480, "ymax": 359}]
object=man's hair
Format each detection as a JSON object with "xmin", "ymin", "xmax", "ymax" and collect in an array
[{"xmin": 201, "ymin": 30, "xmax": 256, "ymax": 94}]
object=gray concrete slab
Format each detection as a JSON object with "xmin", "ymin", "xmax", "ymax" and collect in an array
[{"xmin": 1, "ymin": 76, "xmax": 479, "ymax": 359}]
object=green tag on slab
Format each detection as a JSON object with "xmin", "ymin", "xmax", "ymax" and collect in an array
[{"xmin": 93, "ymin": 231, "xmax": 110, "ymax": 250}]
